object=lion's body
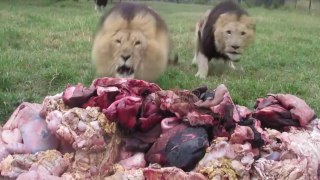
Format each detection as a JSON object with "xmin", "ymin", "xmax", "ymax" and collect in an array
[
  {"xmin": 192, "ymin": 1, "xmax": 255, "ymax": 79},
  {"xmin": 92, "ymin": 3, "xmax": 170, "ymax": 82}
]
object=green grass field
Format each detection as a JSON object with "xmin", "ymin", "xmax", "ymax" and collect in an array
[{"xmin": 1, "ymin": 0, "xmax": 320, "ymax": 122}]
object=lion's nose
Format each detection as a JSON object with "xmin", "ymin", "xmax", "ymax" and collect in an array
[
  {"xmin": 121, "ymin": 55, "xmax": 131, "ymax": 61},
  {"xmin": 232, "ymin": 45, "xmax": 240, "ymax": 50}
]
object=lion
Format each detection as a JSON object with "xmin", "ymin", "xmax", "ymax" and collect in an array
[
  {"xmin": 192, "ymin": 1, "xmax": 255, "ymax": 79},
  {"xmin": 92, "ymin": 2, "xmax": 170, "ymax": 82}
]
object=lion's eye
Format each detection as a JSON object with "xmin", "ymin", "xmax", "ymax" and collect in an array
[
  {"xmin": 226, "ymin": 30, "xmax": 231, "ymax": 34},
  {"xmin": 135, "ymin": 41, "xmax": 141, "ymax": 46},
  {"xmin": 241, "ymin": 32, "xmax": 246, "ymax": 35},
  {"xmin": 116, "ymin": 39, "xmax": 121, "ymax": 44}
]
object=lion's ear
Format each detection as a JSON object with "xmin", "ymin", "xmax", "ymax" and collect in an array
[{"xmin": 241, "ymin": 16, "xmax": 256, "ymax": 31}]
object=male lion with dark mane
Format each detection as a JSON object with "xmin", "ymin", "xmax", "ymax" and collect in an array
[
  {"xmin": 92, "ymin": 3, "xmax": 170, "ymax": 82},
  {"xmin": 192, "ymin": 1, "xmax": 255, "ymax": 79}
]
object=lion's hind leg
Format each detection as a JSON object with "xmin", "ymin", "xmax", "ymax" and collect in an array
[
  {"xmin": 195, "ymin": 52, "xmax": 209, "ymax": 79},
  {"xmin": 192, "ymin": 22, "xmax": 201, "ymax": 65}
]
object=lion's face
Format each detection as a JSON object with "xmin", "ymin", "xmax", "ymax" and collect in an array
[
  {"xmin": 92, "ymin": 3, "xmax": 170, "ymax": 82},
  {"xmin": 214, "ymin": 14, "xmax": 255, "ymax": 61},
  {"xmin": 110, "ymin": 30, "xmax": 147, "ymax": 79}
]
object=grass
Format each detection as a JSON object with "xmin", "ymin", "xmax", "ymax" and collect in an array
[{"xmin": 1, "ymin": 0, "xmax": 320, "ymax": 122}]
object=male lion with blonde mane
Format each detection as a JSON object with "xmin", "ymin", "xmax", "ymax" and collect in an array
[
  {"xmin": 192, "ymin": 1, "xmax": 255, "ymax": 79},
  {"xmin": 92, "ymin": 2, "xmax": 170, "ymax": 82}
]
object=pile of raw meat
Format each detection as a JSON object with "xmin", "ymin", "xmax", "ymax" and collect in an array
[{"xmin": 0, "ymin": 77, "xmax": 319, "ymax": 179}]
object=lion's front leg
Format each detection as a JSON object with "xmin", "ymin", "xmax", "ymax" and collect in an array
[
  {"xmin": 195, "ymin": 52, "xmax": 209, "ymax": 79},
  {"xmin": 226, "ymin": 60, "xmax": 236, "ymax": 70},
  {"xmin": 192, "ymin": 52, "xmax": 198, "ymax": 65},
  {"xmin": 225, "ymin": 60, "xmax": 245, "ymax": 73}
]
